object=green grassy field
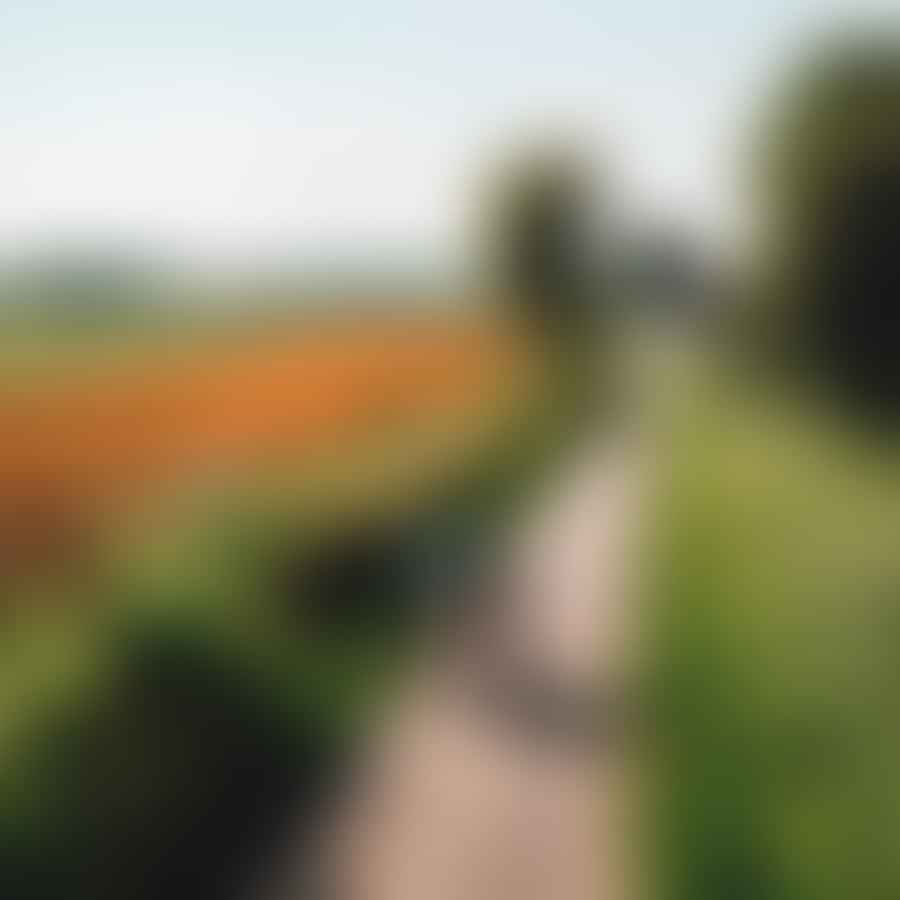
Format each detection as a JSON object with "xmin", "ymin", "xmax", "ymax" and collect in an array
[{"xmin": 650, "ymin": 350, "xmax": 900, "ymax": 900}]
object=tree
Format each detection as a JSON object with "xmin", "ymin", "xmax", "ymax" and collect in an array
[
  {"xmin": 749, "ymin": 34, "xmax": 900, "ymax": 419},
  {"xmin": 481, "ymin": 143, "xmax": 603, "ymax": 346}
]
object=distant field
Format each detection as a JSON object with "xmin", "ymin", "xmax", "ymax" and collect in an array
[{"xmin": 0, "ymin": 314, "xmax": 541, "ymax": 582}]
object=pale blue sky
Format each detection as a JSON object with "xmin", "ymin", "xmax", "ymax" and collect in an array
[{"xmin": 1, "ymin": 1, "xmax": 894, "ymax": 267}]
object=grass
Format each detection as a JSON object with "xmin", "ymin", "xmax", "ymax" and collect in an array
[{"xmin": 649, "ymin": 350, "xmax": 900, "ymax": 900}]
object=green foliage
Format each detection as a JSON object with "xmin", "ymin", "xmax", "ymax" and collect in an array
[
  {"xmin": 748, "ymin": 34, "xmax": 900, "ymax": 419},
  {"xmin": 482, "ymin": 146, "xmax": 603, "ymax": 347}
]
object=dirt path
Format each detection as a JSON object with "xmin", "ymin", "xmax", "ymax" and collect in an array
[{"xmin": 254, "ymin": 431, "xmax": 643, "ymax": 900}]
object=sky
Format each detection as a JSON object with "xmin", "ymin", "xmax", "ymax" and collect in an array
[{"xmin": 1, "ymin": 1, "xmax": 896, "ymax": 270}]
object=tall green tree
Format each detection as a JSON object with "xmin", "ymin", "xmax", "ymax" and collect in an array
[
  {"xmin": 479, "ymin": 142, "xmax": 609, "ymax": 426},
  {"xmin": 748, "ymin": 34, "xmax": 900, "ymax": 420},
  {"xmin": 482, "ymin": 144, "xmax": 603, "ymax": 344}
]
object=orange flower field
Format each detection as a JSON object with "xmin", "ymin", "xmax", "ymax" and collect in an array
[{"xmin": 0, "ymin": 320, "xmax": 535, "ymax": 580}]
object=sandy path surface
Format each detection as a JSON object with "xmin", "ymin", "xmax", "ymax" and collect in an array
[{"xmin": 255, "ymin": 431, "xmax": 643, "ymax": 900}]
